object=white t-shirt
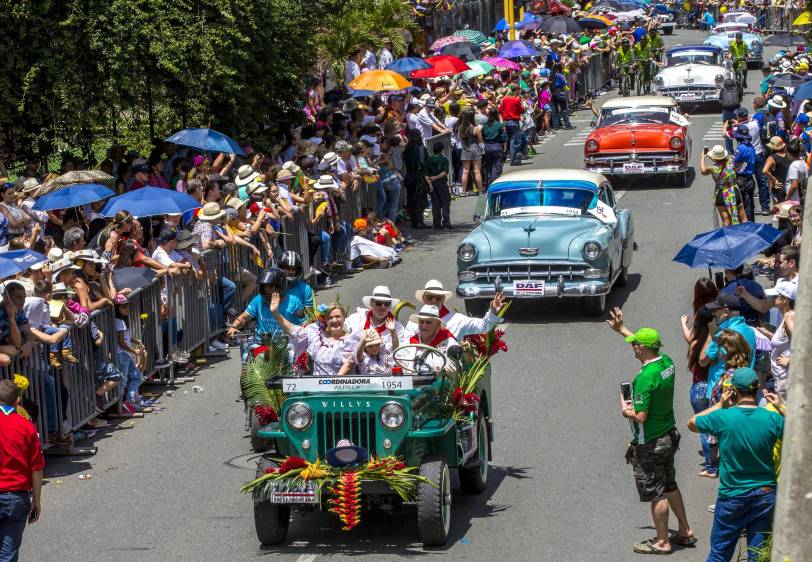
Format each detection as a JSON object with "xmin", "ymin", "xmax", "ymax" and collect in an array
[{"xmin": 786, "ymin": 160, "xmax": 808, "ymax": 195}]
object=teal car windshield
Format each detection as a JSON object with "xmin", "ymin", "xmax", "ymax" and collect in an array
[{"xmin": 488, "ymin": 187, "xmax": 597, "ymax": 218}]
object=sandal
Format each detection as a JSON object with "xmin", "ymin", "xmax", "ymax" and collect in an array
[
  {"xmin": 632, "ymin": 539, "xmax": 672, "ymax": 555},
  {"xmin": 671, "ymin": 533, "xmax": 698, "ymax": 547}
]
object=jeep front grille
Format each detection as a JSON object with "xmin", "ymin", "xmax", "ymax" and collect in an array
[
  {"xmin": 316, "ymin": 412, "xmax": 377, "ymax": 458},
  {"xmin": 469, "ymin": 262, "xmax": 589, "ymax": 282}
]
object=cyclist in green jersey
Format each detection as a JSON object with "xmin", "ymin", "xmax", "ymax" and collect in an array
[
  {"xmin": 729, "ymin": 33, "xmax": 749, "ymax": 88},
  {"xmin": 635, "ymin": 36, "xmax": 654, "ymax": 93},
  {"xmin": 616, "ymin": 39, "xmax": 635, "ymax": 96},
  {"xmin": 648, "ymin": 28, "xmax": 664, "ymax": 62}
]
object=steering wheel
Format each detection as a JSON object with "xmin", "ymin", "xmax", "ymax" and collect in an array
[{"xmin": 392, "ymin": 343, "xmax": 448, "ymax": 375}]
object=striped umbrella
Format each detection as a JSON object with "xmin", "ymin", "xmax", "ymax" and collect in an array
[
  {"xmin": 453, "ymin": 29, "xmax": 488, "ymax": 45},
  {"xmin": 429, "ymin": 35, "xmax": 468, "ymax": 51}
]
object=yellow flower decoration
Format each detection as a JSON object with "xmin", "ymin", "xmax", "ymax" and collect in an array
[
  {"xmin": 13, "ymin": 374, "xmax": 29, "ymax": 393},
  {"xmin": 300, "ymin": 459, "xmax": 330, "ymax": 481}
]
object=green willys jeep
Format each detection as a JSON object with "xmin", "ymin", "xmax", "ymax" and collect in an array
[{"xmin": 251, "ymin": 343, "xmax": 494, "ymax": 547}]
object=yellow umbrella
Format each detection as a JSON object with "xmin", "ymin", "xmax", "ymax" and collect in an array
[
  {"xmin": 793, "ymin": 11, "xmax": 812, "ymax": 26},
  {"xmin": 348, "ymin": 70, "xmax": 412, "ymax": 92}
]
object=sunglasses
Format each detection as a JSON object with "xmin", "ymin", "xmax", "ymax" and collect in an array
[{"xmin": 370, "ymin": 300, "xmax": 391, "ymax": 307}]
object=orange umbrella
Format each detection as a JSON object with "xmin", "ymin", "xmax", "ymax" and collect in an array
[{"xmin": 348, "ymin": 70, "xmax": 412, "ymax": 92}]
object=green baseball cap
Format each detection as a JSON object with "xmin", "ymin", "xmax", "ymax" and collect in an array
[
  {"xmin": 624, "ymin": 327, "xmax": 662, "ymax": 348},
  {"xmin": 731, "ymin": 367, "xmax": 759, "ymax": 390}
]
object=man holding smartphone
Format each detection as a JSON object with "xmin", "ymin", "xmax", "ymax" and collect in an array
[
  {"xmin": 607, "ymin": 307, "xmax": 695, "ymax": 555},
  {"xmin": 0, "ymin": 379, "xmax": 44, "ymax": 560}
]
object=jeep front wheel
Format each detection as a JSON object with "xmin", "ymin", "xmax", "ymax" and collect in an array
[
  {"xmin": 458, "ymin": 412, "xmax": 489, "ymax": 494},
  {"xmin": 253, "ymin": 459, "xmax": 290, "ymax": 545},
  {"xmin": 417, "ymin": 455, "xmax": 452, "ymax": 546}
]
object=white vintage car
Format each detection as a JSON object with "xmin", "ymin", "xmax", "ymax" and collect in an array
[{"xmin": 652, "ymin": 45, "xmax": 732, "ymax": 106}]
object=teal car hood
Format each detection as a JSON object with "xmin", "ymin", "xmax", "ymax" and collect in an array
[{"xmin": 475, "ymin": 215, "xmax": 605, "ymax": 261}]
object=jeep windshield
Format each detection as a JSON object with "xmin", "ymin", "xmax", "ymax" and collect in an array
[
  {"xmin": 667, "ymin": 51, "xmax": 721, "ymax": 66},
  {"xmin": 487, "ymin": 187, "xmax": 597, "ymax": 218},
  {"xmin": 598, "ymin": 106, "xmax": 672, "ymax": 127}
]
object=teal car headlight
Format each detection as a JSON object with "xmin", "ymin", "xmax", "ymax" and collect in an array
[
  {"xmin": 380, "ymin": 402, "xmax": 405, "ymax": 430},
  {"xmin": 286, "ymin": 402, "xmax": 312, "ymax": 430},
  {"xmin": 583, "ymin": 241, "xmax": 603, "ymax": 260},
  {"xmin": 458, "ymin": 243, "xmax": 477, "ymax": 262}
]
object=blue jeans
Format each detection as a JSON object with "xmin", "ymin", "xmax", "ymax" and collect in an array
[
  {"xmin": 708, "ymin": 487, "xmax": 776, "ymax": 562},
  {"xmin": 382, "ymin": 179, "xmax": 401, "ymax": 222},
  {"xmin": 754, "ymin": 152, "xmax": 771, "ymax": 212},
  {"xmin": 117, "ymin": 350, "xmax": 142, "ymax": 403},
  {"xmin": 690, "ymin": 381, "xmax": 716, "ymax": 474},
  {"xmin": 504, "ymin": 120, "xmax": 521, "ymax": 165},
  {"xmin": 0, "ymin": 492, "xmax": 30, "ymax": 562}
]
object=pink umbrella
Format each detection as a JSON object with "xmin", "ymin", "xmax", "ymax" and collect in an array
[
  {"xmin": 429, "ymin": 35, "xmax": 469, "ymax": 51},
  {"xmin": 482, "ymin": 56, "xmax": 522, "ymax": 71}
]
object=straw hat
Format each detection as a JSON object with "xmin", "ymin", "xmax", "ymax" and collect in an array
[
  {"xmin": 408, "ymin": 304, "xmax": 446, "ymax": 327},
  {"xmin": 198, "ymin": 202, "xmax": 225, "ymax": 221},
  {"xmin": 235, "ymin": 165, "xmax": 259, "ymax": 187},
  {"xmin": 707, "ymin": 145, "xmax": 729, "ymax": 161},
  {"xmin": 361, "ymin": 285, "xmax": 400, "ymax": 308},
  {"xmin": 767, "ymin": 136, "xmax": 786, "ymax": 151},
  {"xmin": 415, "ymin": 279, "xmax": 453, "ymax": 303}
]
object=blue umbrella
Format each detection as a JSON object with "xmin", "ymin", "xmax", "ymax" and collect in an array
[
  {"xmin": 673, "ymin": 223, "xmax": 783, "ymax": 270},
  {"xmin": 165, "ymin": 128, "xmax": 245, "ymax": 156},
  {"xmin": 498, "ymin": 40, "xmax": 541, "ymax": 59},
  {"xmin": 386, "ymin": 57, "xmax": 432, "ymax": 75},
  {"xmin": 0, "ymin": 250, "xmax": 47, "ymax": 279},
  {"xmin": 101, "ymin": 187, "xmax": 201, "ymax": 218},
  {"xmin": 792, "ymin": 80, "xmax": 812, "ymax": 101},
  {"xmin": 32, "ymin": 183, "xmax": 114, "ymax": 211}
]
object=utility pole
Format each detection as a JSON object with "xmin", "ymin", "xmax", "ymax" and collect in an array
[{"xmin": 772, "ymin": 202, "xmax": 812, "ymax": 561}]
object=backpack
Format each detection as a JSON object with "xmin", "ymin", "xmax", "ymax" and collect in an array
[{"xmin": 720, "ymin": 85, "xmax": 740, "ymax": 109}]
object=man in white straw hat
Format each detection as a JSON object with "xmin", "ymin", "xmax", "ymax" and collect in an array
[
  {"xmin": 346, "ymin": 285, "xmax": 405, "ymax": 353},
  {"xmin": 405, "ymin": 280, "xmax": 505, "ymax": 340},
  {"xmin": 399, "ymin": 304, "xmax": 461, "ymax": 374}
]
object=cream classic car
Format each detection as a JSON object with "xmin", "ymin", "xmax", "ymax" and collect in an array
[{"xmin": 652, "ymin": 45, "xmax": 732, "ymax": 106}]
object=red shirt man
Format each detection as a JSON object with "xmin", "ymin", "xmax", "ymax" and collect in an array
[
  {"xmin": 0, "ymin": 379, "xmax": 44, "ymax": 559},
  {"xmin": 498, "ymin": 85, "xmax": 524, "ymax": 122}
]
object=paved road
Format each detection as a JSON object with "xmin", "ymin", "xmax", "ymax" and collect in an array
[{"xmin": 25, "ymin": 28, "xmax": 769, "ymax": 562}]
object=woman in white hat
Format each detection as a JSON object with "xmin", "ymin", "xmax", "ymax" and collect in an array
[
  {"xmin": 345, "ymin": 285, "xmax": 405, "ymax": 353},
  {"xmin": 269, "ymin": 293, "xmax": 355, "ymax": 377},
  {"xmin": 405, "ymin": 280, "xmax": 505, "ymax": 340},
  {"xmin": 699, "ymin": 145, "xmax": 748, "ymax": 226}
]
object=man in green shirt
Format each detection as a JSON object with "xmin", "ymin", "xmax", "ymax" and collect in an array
[
  {"xmin": 688, "ymin": 368, "xmax": 785, "ymax": 562},
  {"xmin": 607, "ymin": 307, "xmax": 695, "ymax": 555}
]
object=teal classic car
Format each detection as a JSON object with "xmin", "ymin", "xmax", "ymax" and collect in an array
[{"xmin": 456, "ymin": 169, "xmax": 635, "ymax": 315}]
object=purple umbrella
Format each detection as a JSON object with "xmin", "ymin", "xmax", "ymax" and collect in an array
[{"xmin": 498, "ymin": 40, "xmax": 541, "ymax": 59}]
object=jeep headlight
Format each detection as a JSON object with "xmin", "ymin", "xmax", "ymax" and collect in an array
[
  {"xmin": 286, "ymin": 402, "xmax": 312, "ymax": 430},
  {"xmin": 583, "ymin": 241, "xmax": 603, "ymax": 260},
  {"xmin": 380, "ymin": 402, "xmax": 405, "ymax": 430},
  {"xmin": 715, "ymin": 74, "xmax": 724, "ymax": 84},
  {"xmin": 458, "ymin": 242, "xmax": 477, "ymax": 262}
]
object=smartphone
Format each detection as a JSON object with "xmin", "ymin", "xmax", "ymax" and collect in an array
[
  {"xmin": 620, "ymin": 381, "xmax": 633, "ymax": 403},
  {"xmin": 703, "ymin": 145, "xmax": 709, "ymax": 154}
]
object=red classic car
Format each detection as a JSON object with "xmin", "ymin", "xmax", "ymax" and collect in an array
[{"xmin": 583, "ymin": 96, "xmax": 692, "ymax": 187}]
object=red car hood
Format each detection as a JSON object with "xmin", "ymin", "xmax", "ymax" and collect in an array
[{"xmin": 588, "ymin": 123, "xmax": 683, "ymax": 151}]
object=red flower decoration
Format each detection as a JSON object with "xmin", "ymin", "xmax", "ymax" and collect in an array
[
  {"xmin": 254, "ymin": 405, "xmax": 279, "ymax": 426},
  {"xmin": 329, "ymin": 470, "xmax": 362, "ymax": 530},
  {"xmin": 451, "ymin": 387, "xmax": 480, "ymax": 414},
  {"xmin": 277, "ymin": 456, "xmax": 308, "ymax": 474}
]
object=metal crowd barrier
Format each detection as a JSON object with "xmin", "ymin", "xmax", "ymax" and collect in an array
[{"xmin": 8, "ymin": 172, "xmax": 388, "ymax": 450}]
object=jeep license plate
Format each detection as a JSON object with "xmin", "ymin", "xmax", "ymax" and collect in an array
[
  {"xmin": 514, "ymin": 281, "xmax": 545, "ymax": 296},
  {"xmin": 269, "ymin": 482, "xmax": 319, "ymax": 504},
  {"xmin": 679, "ymin": 93, "xmax": 696, "ymax": 101},
  {"xmin": 622, "ymin": 162, "xmax": 645, "ymax": 174}
]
